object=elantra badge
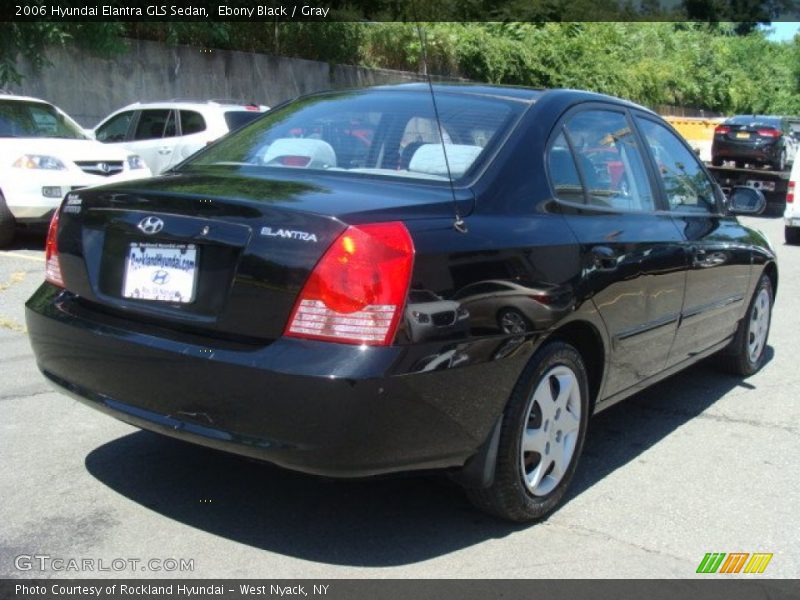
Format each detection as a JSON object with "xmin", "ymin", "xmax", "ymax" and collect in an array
[
  {"xmin": 260, "ymin": 226, "xmax": 318, "ymax": 243},
  {"xmin": 138, "ymin": 216, "xmax": 164, "ymax": 235}
]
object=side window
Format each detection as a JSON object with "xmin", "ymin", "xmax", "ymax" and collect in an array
[
  {"xmin": 180, "ymin": 110, "xmax": 206, "ymax": 135},
  {"xmin": 636, "ymin": 117, "xmax": 717, "ymax": 213},
  {"xmin": 565, "ymin": 110, "xmax": 655, "ymax": 212},
  {"xmin": 133, "ymin": 109, "xmax": 171, "ymax": 141},
  {"xmin": 547, "ymin": 132, "xmax": 584, "ymax": 204},
  {"xmin": 164, "ymin": 110, "xmax": 177, "ymax": 138},
  {"xmin": 96, "ymin": 111, "xmax": 134, "ymax": 142}
]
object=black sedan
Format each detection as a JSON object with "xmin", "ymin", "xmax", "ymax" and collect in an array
[
  {"xmin": 27, "ymin": 84, "xmax": 777, "ymax": 522},
  {"xmin": 711, "ymin": 115, "xmax": 796, "ymax": 171}
]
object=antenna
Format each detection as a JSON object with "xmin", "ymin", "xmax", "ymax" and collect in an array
[{"xmin": 414, "ymin": 22, "xmax": 467, "ymax": 234}]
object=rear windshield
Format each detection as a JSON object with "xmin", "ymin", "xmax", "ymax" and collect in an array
[
  {"xmin": 224, "ymin": 110, "xmax": 264, "ymax": 131},
  {"xmin": 184, "ymin": 90, "xmax": 524, "ymax": 182},
  {"xmin": 0, "ymin": 100, "xmax": 86, "ymax": 139},
  {"xmin": 726, "ymin": 115, "xmax": 781, "ymax": 128}
]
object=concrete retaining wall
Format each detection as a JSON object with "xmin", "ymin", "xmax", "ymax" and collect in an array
[{"xmin": 9, "ymin": 39, "xmax": 428, "ymax": 127}]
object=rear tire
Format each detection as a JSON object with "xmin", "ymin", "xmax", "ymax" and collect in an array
[
  {"xmin": 466, "ymin": 341, "xmax": 590, "ymax": 522},
  {"xmin": 786, "ymin": 226, "xmax": 800, "ymax": 245},
  {"xmin": 0, "ymin": 192, "xmax": 15, "ymax": 248},
  {"xmin": 719, "ymin": 274, "xmax": 772, "ymax": 377},
  {"xmin": 772, "ymin": 149, "xmax": 786, "ymax": 172}
]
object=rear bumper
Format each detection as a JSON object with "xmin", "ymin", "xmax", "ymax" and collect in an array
[
  {"xmin": 712, "ymin": 139, "xmax": 780, "ymax": 163},
  {"xmin": 26, "ymin": 284, "xmax": 506, "ymax": 478}
]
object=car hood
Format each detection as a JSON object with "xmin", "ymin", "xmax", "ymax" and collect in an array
[{"xmin": 0, "ymin": 137, "xmax": 133, "ymax": 162}]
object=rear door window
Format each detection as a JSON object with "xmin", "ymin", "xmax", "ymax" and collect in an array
[
  {"xmin": 133, "ymin": 109, "xmax": 172, "ymax": 141},
  {"xmin": 564, "ymin": 110, "xmax": 655, "ymax": 212}
]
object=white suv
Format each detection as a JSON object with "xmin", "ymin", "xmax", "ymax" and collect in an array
[
  {"xmin": 0, "ymin": 94, "xmax": 152, "ymax": 247},
  {"xmin": 785, "ymin": 158, "xmax": 800, "ymax": 244},
  {"xmin": 92, "ymin": 101, "xmax": 268, "ymax": 175}
]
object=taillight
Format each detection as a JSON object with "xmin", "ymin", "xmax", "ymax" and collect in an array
[
  {"xmin": 45, "ymin": 209, "xmax": 64, "ymax": 287},
  {"xmin": 757, "ymin": 128, "xmax": 781, "ymax": 138},
  {"xmin": 285, "ymin": 222, "xmax": 414, "ymax": 346},
  {"xmin": 715, "ymin": 125, "xmax": 730, "ymax": 135},
  {"xmin": 788, "ymin": 181, "xmax": 795, "ymax": 204}
]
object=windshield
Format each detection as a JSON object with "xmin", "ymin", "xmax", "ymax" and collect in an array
[
  {"xmin": 0, "ymin": 100, "xmax": 86, "ymax": 139},
  {"xmin": 183, "ymin": 90, "xmax": 523, "ymax": 182}
]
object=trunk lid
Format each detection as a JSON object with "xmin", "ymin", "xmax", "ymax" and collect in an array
[{"xmin": 56, "ymin": 169, "xmax": 469, "ymax": 341}]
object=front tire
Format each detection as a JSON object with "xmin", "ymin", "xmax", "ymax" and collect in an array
[
  {"xmin": 466, "ymin": 341, "xmax": 590, "ymax": 522},
  {"xmin": 0, "ymin": 192, "xmax": 16, "ymax": 248},
  {"xmin": 786, "ymin": 226, "xmax": 800, "ymax": 245},
  {"xmin": 720, "ymin": 274, "xmax": 773, "ymax": 376}
]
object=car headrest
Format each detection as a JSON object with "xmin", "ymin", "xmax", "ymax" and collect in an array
[
  {"xmin": 408, "ymin": 144, "xmax": 483, "ymax": 178},
  {"xmin": 261, "ymin": 138, "xmax": 337, "ymax": 169}
]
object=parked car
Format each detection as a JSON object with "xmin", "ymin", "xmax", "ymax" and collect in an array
[
  {"xmin": 27, "ymin": 84, "xmax": 777, "ymax": 522},
  {"xmin": 784, "ymin": 157, "xmax": 800, "ymax": 244},
  {"xmin": 92, "ymin": 100, "xmax": 268, "ymax": 174},
  {"xmin": 0, "ymin": 93, "xmax": 151, "ymax": 247},
  {"xmin": 711, "ymin": 115, "xmax": 797, "ymax": 171}
]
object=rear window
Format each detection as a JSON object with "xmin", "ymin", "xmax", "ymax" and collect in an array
[
  {"xmin": 0, "ymin": 100, "xmax": 85, "ymax": 139},
  {"xmin": 183, "ymin": 91, "xmax": 524, "ymax": 182},
  {"xmin": 224, "ymin": 110, "xmax": 264, "ymax": 131},
  {"xmin": 726, "ymin": 116, "xmax": 781, "ymax": 128}
]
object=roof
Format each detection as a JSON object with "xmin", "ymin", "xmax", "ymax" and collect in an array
[{"xmin": 374, "ymin": 82, "xmax": 544, "ymax": 103}]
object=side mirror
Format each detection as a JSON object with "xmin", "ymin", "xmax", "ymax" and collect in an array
[{"xmin": 728, "ymin": 186, "xmax": 766, "ymax": 215}]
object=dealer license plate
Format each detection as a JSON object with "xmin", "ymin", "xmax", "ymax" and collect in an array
[
  {"xmin": 736, "ymin": 132, "xmax": 750, "ymax": 139},
  {"xmin": 122, "ymin": 242, "xmax": 198, "ymax": 303}
]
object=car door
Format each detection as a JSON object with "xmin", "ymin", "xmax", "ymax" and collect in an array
[
  {"xmin": 127, "ymin": 109, "xmax": 177, "ymax": 174},
  {"xmin": 549, "ymin": 106, "xmax": 687, "ymax": 399},
  {"xmin": 633, "ymin": 114, "xmax": 752, "ymax": 366}
]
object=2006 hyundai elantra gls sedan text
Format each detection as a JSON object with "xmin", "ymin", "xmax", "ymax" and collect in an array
[{"xmin": 27, "ymin": 84, "xmax": 777, "ymax": 522}]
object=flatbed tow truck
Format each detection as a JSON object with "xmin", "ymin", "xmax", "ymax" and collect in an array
[{"xmin": 707, "ymin": 163, "xmax": 789, "ymax": 215}]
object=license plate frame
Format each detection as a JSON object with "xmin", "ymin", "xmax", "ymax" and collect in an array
[{"xmin": 122, "ymin": 242, "xmax": 199, "ymax": 304}]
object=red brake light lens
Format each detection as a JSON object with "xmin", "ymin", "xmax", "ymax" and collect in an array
[
  {"xmin": 45, "ymin": 209, "xmax": 64, "ymax": 287},
  {"xmin": 285, "ymin": 222, "xmax": 415, "ymax": 346},
  {"xmin": 715, "ymin": 125, "xmax": 730, "ymax": 135},
  {"xmin": 279, "ymin": 156, "xmax": 311, "ymax": 167},
  {"xmin": 757, "ymin": 128, "xmax": 781, "ymax": 138},
  {"xmin": 788, "ymin": 181, "xmax": 795, "ymax": 204}
]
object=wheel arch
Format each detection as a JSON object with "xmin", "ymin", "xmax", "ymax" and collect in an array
[
  {"xmin": 544, "ymin": 319, "xmax": 606, "ymax": 413},
  {"xmin": 762, "ymin": 260, "xmax": 778, "ymax": 300}
]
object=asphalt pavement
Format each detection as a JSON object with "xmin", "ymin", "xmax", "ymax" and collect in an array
[{"xmin": 1, "ymin": 217, "xmax": 798, "ymax": 578}]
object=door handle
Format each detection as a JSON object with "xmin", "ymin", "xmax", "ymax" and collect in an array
[
  {"xmin": 591, "ymin": 246, "xmax": 619, "ymax": 271},
  {"xmin": 157, "ymin": 147, "xmax": 172, "ymax": 155}
]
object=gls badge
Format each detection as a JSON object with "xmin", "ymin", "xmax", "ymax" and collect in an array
[{"xmin": 260, "ymin": 227, "xmax": 318, "ymax": 243}]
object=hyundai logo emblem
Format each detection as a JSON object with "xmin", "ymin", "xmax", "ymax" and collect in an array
[
  {"xmin": 152, "ymin": 270, "xmax": 170, "ymax": 285},
  {"xmin": 137, "ymin": 216, "xmax": 164, "ymax": 235}
]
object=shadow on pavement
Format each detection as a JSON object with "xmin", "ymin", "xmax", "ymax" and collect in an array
[{"xmin": 84, "ymin": 348, "xmax": 772, "ymax": 566}]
